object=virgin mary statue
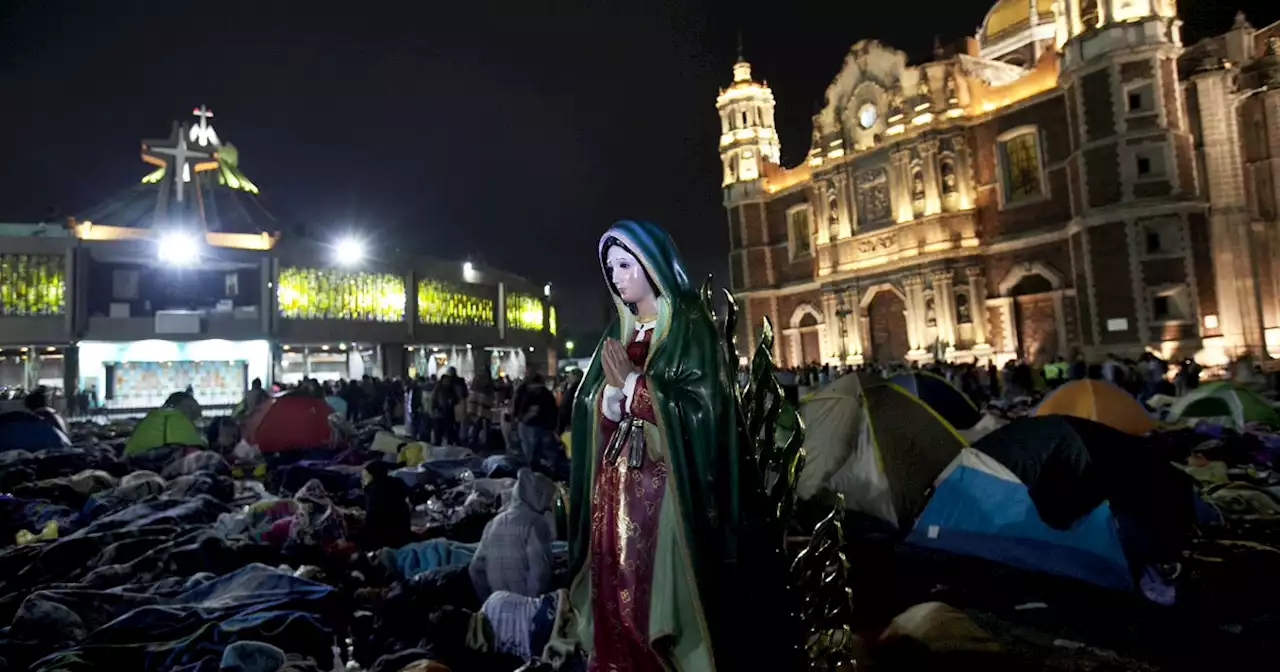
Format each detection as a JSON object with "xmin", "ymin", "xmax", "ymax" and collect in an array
[{"xmin": 569, "ymin": 220, "xmax": 744, "ymax": 672}]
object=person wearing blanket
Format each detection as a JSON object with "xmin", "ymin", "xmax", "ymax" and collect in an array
[{"xmin": 470, "ymin": 468, "xmax": 555, "ymax": 599}]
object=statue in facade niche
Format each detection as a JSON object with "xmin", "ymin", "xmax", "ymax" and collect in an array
[
  {"xmin": 569, "ymin": 220, "xmax": 810, "ymax": 671},
  {"xmin": 941, "ymin": 160, "xmax": 958, "ymax": 195},
  {"xmin": 912, "ymin": 169, "xmax": 926, "ymax": 202}
]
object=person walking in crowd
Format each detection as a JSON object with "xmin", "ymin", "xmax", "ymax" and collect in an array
[
  {"xmin": 514, "ymin": 373, "xmax": 558, "ymax": 471},
  {"xmin": 468, "ymin": 367, "xmax": 497, "ymax": 449},
  {"xmin": 243, "ymin": 378, "xmax": 269, "ymax": 418},
  {"xmin": 468, "ymin": 468, "xmax": 555, "ymax": 600},
  {"xmin": 431, "ymin": 367, "xmax": 466, "ymax": 446}
]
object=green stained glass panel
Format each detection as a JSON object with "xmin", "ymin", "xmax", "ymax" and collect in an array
[
  {"xmin": 277, "ymin": 266, "xmax": 406, "ymax": 322},
  {"xmin": 417, "ymin": 279, "xmax": 495, "ymax": 326},
  {"xmin": 0, "ymin": 254, "xmax": 66, "ymax": 317},
  {"xmin": 505, "ymin": 292, "xmax": 544, "ymax": 331}
]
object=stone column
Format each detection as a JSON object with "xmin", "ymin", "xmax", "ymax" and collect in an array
[
  {"xmin": 931, "ymin": 269, "xmax": 957, "ymax": 348},
  {"xmin": 952, "ymin": 135, "xmax": 976, "ymax": 211},
  {"xmin": 965, "ymin": 266, "xmax": 990, "ymax": 347},
  {"xmin": 889, "ymin": 150, "xmax": 914, "ymax": 223},
  {"xmin": 822, "ymin": 291, "xmax": 840, "ymax": 362},
  {"xmin": 920, "ymin": 139, "xmax": 943, "ymax": 216},
  {"xmin": 834, "ymin": 172, "xmax": 855, "ymax": 238},
  {"xmin": 859, "ymin": 310, "xmax": 872, "ymax": 359},
  {"xmin": 903, "ymin": 274, "xmax": 928, "ymax": 352},
  {"xmin": 843, "ymin": 284, "xmax": 862, "ymax": 360}
]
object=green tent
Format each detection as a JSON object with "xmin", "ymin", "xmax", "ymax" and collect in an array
[
  {"xmin": 124, "ymin": 408, "xmax": 206, "ymax": 456},
  {"xmin": 1168, "ymin": 380, "xmax": 1280, "ymax": 429}
]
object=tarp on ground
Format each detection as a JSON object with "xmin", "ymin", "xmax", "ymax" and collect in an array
[
  {"xmin": 163, "ymin": 391, "xmax": 202, "ymax": 422},
  {"xmin": 0, "ymin": 410, "xmax": 70, "ymax": 451},
  {"xmin": 798, "ymin": 380, "xmax": 965, "ymax": 529},
  {"xmin": 244, "ymin": 395, "xmax": 339, "ymax": 453},
  {"xmin": 1167, "ymin": 380, "xmax": 1280, "ymax": 429},
  {"xmin": 888, "ymin": 371, "xmax": 981, "ymax": 430},
  {"xmin": 124, "ymin": 408, "xmax": 206, "ymax": 456},
  {"xmin": 1035, "ymin": 379, "xmax": 1156, "ymax": 436},
  {"xmin": 908, "ymin": 415, "xmax": 1194, "ymax": 590}
]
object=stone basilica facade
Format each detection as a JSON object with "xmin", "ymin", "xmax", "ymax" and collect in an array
[{"xmin": 721, "ymin": 0, "xmax": 1280, "ymax": 368}]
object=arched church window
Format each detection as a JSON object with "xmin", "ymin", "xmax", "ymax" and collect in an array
[{"xmin": 955, "ymin": 292, "xmax": 971, "ymax": 324}]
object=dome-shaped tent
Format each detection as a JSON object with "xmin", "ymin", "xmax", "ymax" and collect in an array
[
  {"xmin": 124, "ymin": 407, "xmax": 206, "ymax": 456},
  {"xmin": 1035, "ymin": 379, "xmax": 1155, "ymax": 436},
  {"xmin": 244, "ymin": 395, "xmax": 340, "ymax": 453},
  {"xmin": 1168, "ymin": 381, "xmax": 1280, "ymax": 429},
  {"xmin": 0, "ymin": 410, "xmax": 70, "ymax": 451},
  {"xmin": 888, "ymin": 371, "xmax": 981, "ymax": 430},
  {"xmin": 797, "ymin": 381, "xmax": 966, "ymax": 529},
  {"xmin": 163, "ymin": 391, "xmax": 203, "ymax": 422},
  {"xmin": 908, "ymin": 416, "xmax": 1193, "ymax": 592}
]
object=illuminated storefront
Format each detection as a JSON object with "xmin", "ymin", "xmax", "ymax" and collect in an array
[{"xmin": 78, "ymin": 339, "xmax": 271, "ymax": 409}]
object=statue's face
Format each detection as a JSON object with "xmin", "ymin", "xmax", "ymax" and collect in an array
[{"xmin": 606, "ymin": 246, "xmax": 652, "ymax": 304}]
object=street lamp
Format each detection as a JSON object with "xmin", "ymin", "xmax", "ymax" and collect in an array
[
  {"xmin": 565, "ymin": 340, "xmax": 575, "ymax": 357},
  {"xmin": 157, "ymin": 231, "xmax": 201, "ymax": 266},
  {"xmin": 333, "ymin": 236, "xmax": 366, "ymax": 266},
  {"xmin": 544, "ymin": 283, "xmax": 552, "ymax": 297}
]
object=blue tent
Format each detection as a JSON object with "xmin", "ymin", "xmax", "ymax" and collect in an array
[
  {"xmin": 0, "ymin": 410, "xmax": 71, "ymax": 452},
  {"xmin": 906, "ymin": 447, "xmax": 1132, "ymax": 590},
  {"xmin": 889, "ymin": 372, "xmax": 980, "ymax": 429}
]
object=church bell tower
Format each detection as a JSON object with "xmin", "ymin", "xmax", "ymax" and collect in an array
[{"xmin": 716, "ymin": 43, "xmax": 781, "ymax": 189}]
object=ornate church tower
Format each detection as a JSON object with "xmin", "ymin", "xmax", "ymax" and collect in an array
[
  {"xmin": 1055, "ymin": 0, "xmax": 1211, "ymax": 357},
  {"xmin": 716, "ymin": 46, "xmax": 781, "ymax": 190}
]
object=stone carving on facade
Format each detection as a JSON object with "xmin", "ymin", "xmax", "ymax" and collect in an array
[
  {"xmin": 911, "ymin": 164, "xmax": 926, "ymax": 215},
  {"xmin": 825, "ymin": 182, "xmax": 840, "ymax": 239},
  {"xmin": 856, "ymin": 233, "xmax": 896, "ymax": 255},
  {"xmin": 940, "ymin": 157, "xmax": 958, "ymax": 195},
  {"xmin": 855, "ymin": 168, "xmax": 891, "ymax": 227},
  {"xmin": 925, "ymin": 297, "xmax": 937, "ymax": 327},
  {"xmin": 955, "ymin": 291, "xmax": 971, "ymax": 323}
]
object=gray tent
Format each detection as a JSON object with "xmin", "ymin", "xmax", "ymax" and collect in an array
[{"xmin": 798, "ymin": 378, "xmax": 967, "ymax": 528}]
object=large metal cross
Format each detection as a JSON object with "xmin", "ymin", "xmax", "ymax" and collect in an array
[{"xmin": 143, "ymin": 123, "xmax": 211, "ymax": 204}]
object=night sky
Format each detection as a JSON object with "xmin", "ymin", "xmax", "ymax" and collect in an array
[{"xmin": 0, "ymin": 1, "xmax": 1263, "ymax": 337}]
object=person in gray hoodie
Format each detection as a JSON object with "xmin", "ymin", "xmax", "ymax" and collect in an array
[{"xmin": 469, "ymin": 468, "xmax": 555, "ymax": 600}]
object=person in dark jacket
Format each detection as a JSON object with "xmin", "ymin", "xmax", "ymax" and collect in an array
[
  {"xmin": 361, "ymin": 461, "xmax": 412, "ymax": 551},
  {"xmin": 514, "ymin": 374, "xmax": 558, "ymax": 469}
]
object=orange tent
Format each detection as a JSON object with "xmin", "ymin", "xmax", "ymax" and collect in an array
[
  {"xmin": 244, "ymin": 395, "xmax": 341, "ymax": 452},
  {"xmin": 1035, "ymin": 379, "xmax": 1156, "ymax": 436}
]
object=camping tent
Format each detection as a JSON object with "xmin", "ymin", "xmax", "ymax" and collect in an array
[
  {"xmin": 907, "ymin": 415, "xmax": 1193, "ymax": 591},
  {"xmin": 244, "ymin": 395, "xmax": 339, "ymax": 453},
  {"xmin": 888, "ymin": 372, "xmax": 981, "ymax": 429},
  {"xmin": 0, "ymin": 410, "xmax": 71, "ymax": 451},
  {"xmin": 797, "ymin": 381, "xmax": 965, "ymax": 529},
  {"xmin": 124, "ymin": 408, "xmax": 206, "ymax": 456},
  {"xmin": 1167, "ymin": 380, "xmax": 1280, "ymax": 429},
  {"xmin": 1035, "ymin": 379, "xmax": 1155, "ymax": 436},
  {"xmin": 163, "ymin": 391, "xmax": 203, "ymax": 422}
]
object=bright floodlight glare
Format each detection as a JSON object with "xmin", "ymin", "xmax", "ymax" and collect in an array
[
  {"xmin": 334, "ymin": 237, "xmax": 366, "ymax": 266},
  {"xmin": 158, "ymin": 231, "xmax": 200, "ymax": 266},
  {"xmin": 463, "ymin": 261, "xmax": 474, "ymax": 274},
  {"xmin": 544, "ymin": 283, "xmax": 552, "ymax": 297}
]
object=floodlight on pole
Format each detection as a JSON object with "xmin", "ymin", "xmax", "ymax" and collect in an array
[
  {"xmin": 544, "ymin": 283, "xmax": 552, "ymax": 297},
  {"xmin": 334, "ymin": 236, "xmax": 366, "ymax": 266},
  {"xmin": 157, "ymin": 231, "xmax": 201, "ymax": 266}
]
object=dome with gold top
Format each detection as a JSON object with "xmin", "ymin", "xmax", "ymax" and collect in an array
[{"xmin": 977, "ymin": 0, "xmax": 1059, "ymax": 66}]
